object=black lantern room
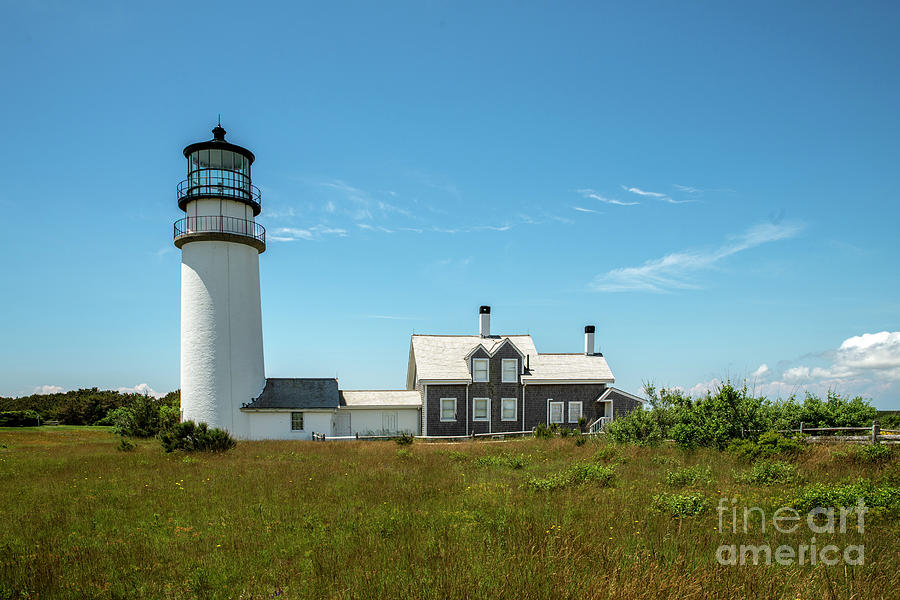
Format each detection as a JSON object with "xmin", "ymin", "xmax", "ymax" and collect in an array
[{"xmin": 177, "ymin": 125, "xmax": 261, "ymax": 215}]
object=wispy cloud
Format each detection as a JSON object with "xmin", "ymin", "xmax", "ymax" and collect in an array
[
  {"xmin": 621, "ymin": 185, "xmax": 667, "ymax": 199},
  {"xmin": 572, "ymin": 206, "xmax": 601, "ymax": 214},
  {"xmin": 577, "ymin": 189, "xmax": 639, "ymax": 206},
  {"xmin": 673, "ymin": 184, "xmax": 703, "ymax": 194},
  {"xmin": 590, "ymin": 222, "xmax": 803, "ymax": 292},
  {"xmin": 269, "ymin": 225, "xmax": 349, "ymax": 242},
  {"xmin": 622, "ymin": 185, "xmax": 696, "ymax": 204}
]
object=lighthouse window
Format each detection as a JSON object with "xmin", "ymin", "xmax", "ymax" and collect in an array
[{"xmin": 291, "ymin": 412, "xmax": 304, "ymax": 431}]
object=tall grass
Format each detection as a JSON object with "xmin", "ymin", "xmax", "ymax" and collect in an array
[{"xmin": 0, "ymin": 427, "xmax": 897, "ymax": 599}]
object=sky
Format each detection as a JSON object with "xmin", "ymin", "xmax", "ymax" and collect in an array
[{"xmin": 1, "ymin": 1, "xmax": 898, "ymax": 408}]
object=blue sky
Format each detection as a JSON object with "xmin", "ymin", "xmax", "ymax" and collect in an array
[{"xmin": 1, "ymin": 1, "xmax": 898, "ymax": 408}]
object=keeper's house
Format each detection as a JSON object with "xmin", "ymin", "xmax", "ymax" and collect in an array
[{"xmin": 239, "ymin": 306, "xmax": 642, "ymax": 439}]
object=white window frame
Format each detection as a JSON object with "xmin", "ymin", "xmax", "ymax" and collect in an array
[
  {"xmin": 440, "ymin": 397, "xmax": 457, "ymax": 422},
  {"xmin": 501, "ymin": 398, "xmax": 517, "ymax": 421},
  {"xmin": 291, "ymin": 412, "xmax": 304, "ymax": 431},
  {"xmin": 548, "ymin": 401, "xmax": 564, "ymax": 424},
  {"xmin": 568, "ymin": 401, "xmax": 583, "ymax": 423},
  {"xmin": 473, "ymin": 397, "xmax": 490, "ymax": 421},
  {"xmin": 501, "ymin": 359, "xmax": 518, "ymax": 383},
  {"xmin": 473, "ymin": 358, "xmax": 489, "ymax": 382}
]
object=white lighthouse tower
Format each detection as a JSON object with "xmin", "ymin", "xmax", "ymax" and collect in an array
[{"xmin": 174, "ymin": 124, "xmax": 266, "ymax": 438}]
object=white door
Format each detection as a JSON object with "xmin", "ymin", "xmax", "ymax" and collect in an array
[
  {"xmin": 334, "ymin": 412, "xmax": 351, "ymax": 436},
  {"xmin": 549, "ymin": 401, "xmax": 564, "ymax": 424},
  {"xmin": 382, "ymin": 411, "xmax": 399, "ymax": 434}
]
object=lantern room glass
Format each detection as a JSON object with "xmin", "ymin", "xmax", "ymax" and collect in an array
[{"xmin": 186, "ymin": 149, "xmax": 251, "ymax": 200}]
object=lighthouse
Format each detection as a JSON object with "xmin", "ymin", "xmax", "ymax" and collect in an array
[{"xmin": 174, "ymin": 124, "xmax": 266, "ymax": 438}]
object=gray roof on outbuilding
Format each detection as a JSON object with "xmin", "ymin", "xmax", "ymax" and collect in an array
[{"xmin": 242, "ymin": 378, "xmax": 340, "ymax": 410}]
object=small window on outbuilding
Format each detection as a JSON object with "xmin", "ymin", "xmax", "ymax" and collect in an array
[{"xmin": 291, "ymin": 412, "xmax": 304, "ymax": 431}]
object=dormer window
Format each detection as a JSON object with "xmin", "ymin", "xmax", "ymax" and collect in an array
[
  {"xmin": 473, "ymin": 358, "xmax": 489, "ymax": 382},
  {"xmin": 501, "ymin": 359, "xmax": 518, "ymax": 383}
]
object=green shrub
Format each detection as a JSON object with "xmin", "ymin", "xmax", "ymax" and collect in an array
[
  {"xmin": 727, "ymin": 432, "xmax": 804, "ymax": 462},
  {"xmin": 527, "ymin": 462, "xmax": 615, "ymax": 491},
  {"xmin": 575, "ymin": 437, "xmax": 587, "ymax": 446},
  {"xmin": 0, "ymin": 410, "xmax": 41, "ymax": 427},
  {"xmin": 159, "ymin": 421, "xmax": 236, "ymax": 453},
  {"xmin": 792, "ymin": 479, "xmax": 900, "ymax": 514},
  {"xmin": 665, "ymin": 465, "xmax": 711, "ymax": 487},
  {"xmin": 396, "ymin": 448, "xmax": 413, "ymax": 460},
  {"xmin": 651, "ymin": 492, "xmax": 709, "ymax": 517},
  {"xmin": 534, "ymin": 423, "xmax": 557, "ymax": 439},
  {"xmin": 593, "ymin": 446, "xmax": 624, "ymax": 464},
  {"xmin": 607, "ymin": 407, "xmax": 664, "ymax": 446},
  {"xmin": 394, "ymin": 433, "xmax": 414, "ymax": 446},
  {"xmin": 848, "ymin": 443, "xmax": 891, "ymax": 464},
  {"xmin": 116, "ymin": 437, "xmax": 136, "ymax": 452},
  {"xmin": 476, "ymin": 453, "xmax": 529, "ymax": 469},
  {"xmin": 734, "ymin": 461, "xmax": 798, "ymax": 485}
]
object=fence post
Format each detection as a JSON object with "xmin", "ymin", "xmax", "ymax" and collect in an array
[
  {"xmin": 799, "ymin": 422, "xmax": 804, "ymax": 435},
  {"xmin": 872, "ymin": 421, "xmax": 880, "ymax": 445},
  {"xmin": 355, "ymin": 432, "xmax": 359, "ymax": 440}
]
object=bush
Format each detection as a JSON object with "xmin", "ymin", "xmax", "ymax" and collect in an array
[
  {"xmin": 394, "ymin": 433, "xmax": 414, "ymax": 446},
  {"xmin": 607, "ymin": 407, "xmax": 664, "ymax": 446},
  {"xmin": 0, "ymin": 410, "xmax": 41, "ymax": 427},
  {"xmin": 534, "ymin": 423, "xmax": 557, "ymax": 439},
  {"xmin": 476, "ymin": 453, "xmax": 529, "ymax": 469},
  {"xmin": 593, "ymin": 446, "xmax": 624, "ymax": 464},
  {"xmin": 841, "ymin": 443, "xmax": 892, "ymax": 464},
  {"xmin": 116, "ymin": 437, "xmax": 137, "ymax": 452},
  {"xmin": 159, "ymin": 421, "xmax": 236, "ymax": 453},
  {"xmin": 527, "ymin": 463, "xmax": 615, "ymax": 491},
  {"xmin": 651, "ymin": 492, "xmax": 709, "ymax": 517},
  {"xmin": 665, "ymin": 465, "xmax": 712, "ymax": 487},
  {"xmin": 735, "ymin": 461, "xmax": 798, "ymax": 485},
  {"xmin": 792, "ymin": 479, "xmax": 900, "ymax": 514},
  {"xmin": 727, "ymin": 432, "xmax": 805, "ymax": 462}
]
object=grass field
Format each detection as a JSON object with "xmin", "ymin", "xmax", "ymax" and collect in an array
[{"xmin": 1, "ymin": 427, "xmax": 898, "ymax": 599}]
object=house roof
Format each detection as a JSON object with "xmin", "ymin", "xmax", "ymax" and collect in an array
[
  {"xmin": 408, "ymin": 334, "xmax": 614, "ymax": 384},
  {"xmin": 522, "ymin": 353, "xmax": 614, "ymax": 382},
  {"xmin": 410, "ymin": 335, "xmax": 538, "ymax": 382},
  {"xmin": 242, "ymin": 378, "xmax": 340, "ymax": 410},
  {"xmin": 597, "ymin": 386, "xmax": 646, "ymax": 403},
  {"xmin": 340, "ymin": 390, "xmax": 422, "ymax": 408}
]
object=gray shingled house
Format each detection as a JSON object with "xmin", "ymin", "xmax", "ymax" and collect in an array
[{"xmin": 405, "ymin": 306, "xmax": 643, "ymax": 437}]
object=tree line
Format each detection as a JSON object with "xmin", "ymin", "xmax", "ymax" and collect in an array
[{"xmin": 0, "ymin": 388, "xmax": 179, "ymax": 426}]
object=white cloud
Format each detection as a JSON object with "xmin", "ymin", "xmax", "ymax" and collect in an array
[
  {"xmin": 117, "ymin": 383, "xmax": 163, "ymax": 398},
  {"xmin": 589, "ymin": 222, "xmax": 803, "ymax": 292},
  {"xmin": 673, "ymin": 184, "xmax": 702, "ymax": 194},
  {"xmin": 746, "ymin": 331, "xmax": 900, "ymax": 405},
  {"xmin": 572, "ymin": 206, "xmax": 601, "ymax": 214},
  {"xmin": 622, "ymin": 185, "xmax": 668, "ymax": 198},
  {"xmin": 576, "ymin": 189, "xmax": 639, "ymax": 206},
  {"xmin": 686, "ymin": 378, "xmax": 723, "ymax": 397},
  {"xmin": 33, "ymin": 385, "xmax": 64, "ymax": 395},
  {"xmin": 751, "ymin": 364, "xmax": 769, "ymax": 378},
  {"xmin": 269, "ymin": 225, "xmax": 349, "ymax": 242}
]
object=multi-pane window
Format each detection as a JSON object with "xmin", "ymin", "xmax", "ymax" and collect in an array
[
  {"xmin": 473, "ymin": 398, "xmax": 490, "ymax": 421},
  {"xmin": 440, "ymin": 398, "xmax": 457, "ymax": 422},
  {"xmin": 291, "ymin": 412, "xmax": 304, "ymax": 431},
  {"xmin": 501, "ymin": 359, "xmax": 518, "ymax": 383},
  {"xmin": 473, "ymin": 358, "xmax": 489, "ymax": 382},
  {"xmin": 568, "ymin": 401, "xmax": 583, "ymax": 423},
  {"xmin": 501, "ymin": 398, "xmax": 517, "ymax": 421},
  {"xmin": 549, "ymin": 401, "xmax": 564, "ymax": 424}
]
